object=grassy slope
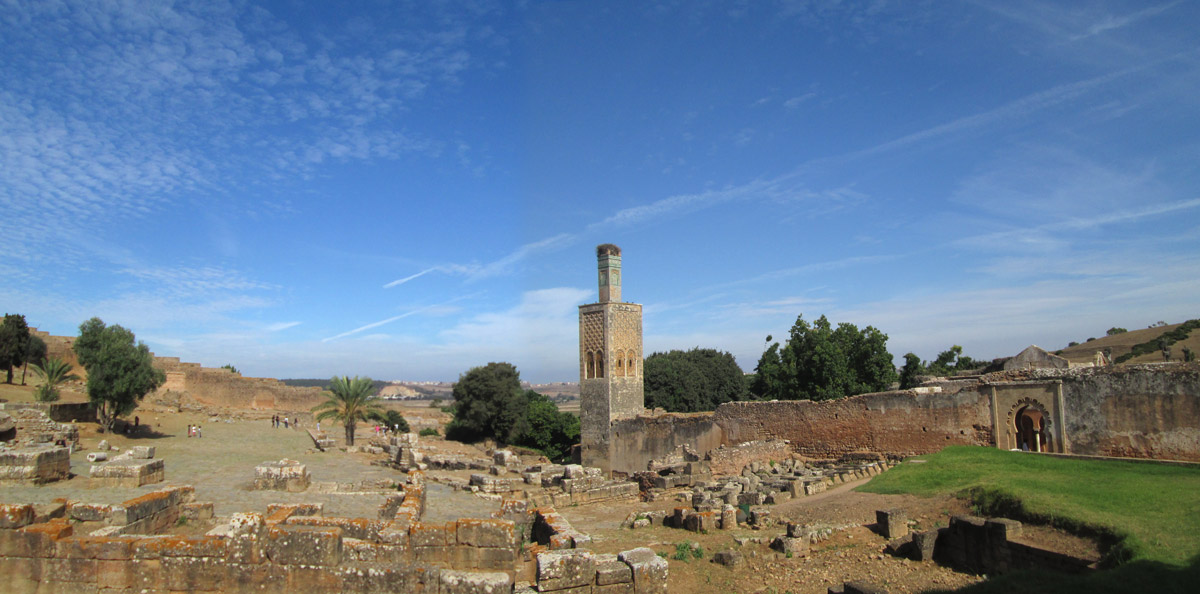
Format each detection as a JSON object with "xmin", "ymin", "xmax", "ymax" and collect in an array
[
  {"xmin": 1057, "ymin": 323, "xmax": 1198, "ymax": 364},
  {"xmin": 859, "ymin": 446, "xmax": 1200, "ymax": 566}
]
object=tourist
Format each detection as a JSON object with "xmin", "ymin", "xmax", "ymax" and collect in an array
[{"xmin": 283, "ymin": 417, "xmax": 289, "ymax": 429}]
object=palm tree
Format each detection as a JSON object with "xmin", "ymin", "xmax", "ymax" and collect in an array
[
  {"xmin": 31, "ymin": 356, "xmax": 80, "ymax": 402},
  {"xmin": 311, "ymin": 376, "xmax": 382, "ymax": 446}
]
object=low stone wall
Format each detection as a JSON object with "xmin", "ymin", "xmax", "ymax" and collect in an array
[
  {"xmin": 0, "ymin": 446, "xmax": 70, "ymax": 483},
  {"xmin": 935, "ymin": 515, "xmax": 1096, "ymax": 574},
  {"xmin": 705, "ymin": 439, "xmax": 792, "ymax": 476},
  {"xmin": 0, "ymin": 404, "xmax": 80, "ymax": 448}
]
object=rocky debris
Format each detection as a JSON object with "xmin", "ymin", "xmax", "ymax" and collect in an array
[{"xmin": 712, "ymin": 549, "xmax": 745, "ymax": 567}]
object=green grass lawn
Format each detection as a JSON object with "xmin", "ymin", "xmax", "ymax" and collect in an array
[
  {"xmin": 859, "ymin": 446, "xmax": 1200, "ymax": 594},
  {"xmin": 860, "ymin": 446, "xmax": 1200, "ymax": 565}
]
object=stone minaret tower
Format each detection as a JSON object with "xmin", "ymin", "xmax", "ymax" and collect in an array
[{"xmin": 579, "ymin": 244, "xmax": 644, "ymax": 474}]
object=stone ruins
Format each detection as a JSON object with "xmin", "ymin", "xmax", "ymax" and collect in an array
[{"xmin": 0, "ymin": 243, "xmax": 1195, "ymax": 593}]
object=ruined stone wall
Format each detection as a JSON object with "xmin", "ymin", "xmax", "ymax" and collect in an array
[
  {"xmin": 607, "ymin": 412, "xmax": 724, "ymax": 475},
  {"xmin": 713, "ymin": 390, "xmax": 993, "ymax": 459},
  {"xmin": 152, "ymin": 358, "xmax": 325, "ymax": 411},
  {"xmin": 605, "ymin": 364, "xmax": 1200, "ymax": 469},
  {"xmin": 1057, "ymin": 364, "xmax": 1200, "ymax": 461}
]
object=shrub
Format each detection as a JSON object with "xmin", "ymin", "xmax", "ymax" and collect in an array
[{"xmin": 419, "ymin": 427, "xmax": 439, "ymax": 437}]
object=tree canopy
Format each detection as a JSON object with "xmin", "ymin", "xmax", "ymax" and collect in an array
[
  {"xmin": 751, "ymin": 314, "xmax": 897, "ymax": 401},
  {"xmin": 446, "ymin": 362, "xmax": 579, "ymax": 462},
  {"xmin": 73, "ymin": 317, "xmax": 164, "ymax": 433},
  {"xmin": 644, "ymin": 348, "xmax": 747, "ymax": 412},
  {"xmin": 312, "ymin": 375, "xmax": 382, "ymax": 446},
  {"xmin": 0, "ymin": 313, "xmax": 31, "ymax": 384}
]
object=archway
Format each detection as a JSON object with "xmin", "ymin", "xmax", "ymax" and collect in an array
[{"xmin": 1015, "ymin": 405, "xmax": 1045, "ymax": 452}]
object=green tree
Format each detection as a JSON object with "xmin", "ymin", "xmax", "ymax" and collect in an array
[
  {"xmin": 311, "ymin": 375, "xmax": 382, "ymax": 446},
  {"xmin": 220, "ymin": 364, "xmax": 239, "ymax": 374},
  {"xmin": 21, "ymin": 334, "xmax": 47, "ymax": 385},
  {"xmin": 368, "ymin": 408, "xmax": 410, "ymax": 433},
  {"xmin": 446, "ymin": 362, "xmax": 527, "ymax": 443},
  {"xmin": 644, "ymin": 348, "xmax": 747, "ymax": 412},
  {"xmin": 31, "ymin": 356, "xmax": 79, "ymax": 402},
  {"xmin": 511, "ymin": 390, "xmax": 580, "ymax": 462},
  {"xmin": 72, "ymin": 317, "xmax": 164, "ymax": 433},
  {"xmin": 0, "ymin": 313, "xmax": 31, "ymax": 384},
  {"xmin": 758, "ymin": 314, "xmax": 897, "ymax": 401},
  {"xmin": 1107, "ymin": 327, "xmax": 1128, "ymax": 336},
  {"xmin": 749, "ymin": 337, "xmax": 785, "ymax": 400},
  {"xmin": 925, "ymin": 345, "xmax": 977, "ymax": 377},
  {"xmin": 898, "ymin": 352, "xmax": 925, "ymax": 390}
]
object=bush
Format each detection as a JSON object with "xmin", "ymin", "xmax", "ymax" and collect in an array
[{"xmin": 419, "ymin": 427, "xmax": 439, "ymax": 437}]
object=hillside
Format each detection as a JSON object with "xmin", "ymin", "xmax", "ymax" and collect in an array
[{"xmin": 1057, "ymin": 322, "xmax": 1198, "ymax": 364}]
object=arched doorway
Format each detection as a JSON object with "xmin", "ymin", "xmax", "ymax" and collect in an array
[{"xmin": 1015, "ymin": 405, "xmax": 1044, "ymax": 452}]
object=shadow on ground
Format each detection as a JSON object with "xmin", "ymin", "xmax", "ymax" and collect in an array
[{"xmin": 928, "ymin": 555, "xmax": 1200, "ymax": 594}]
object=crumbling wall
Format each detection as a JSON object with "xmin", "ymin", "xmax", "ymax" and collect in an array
[
  {"xmin": 713, "ymin": 390, "xmax": 992, "ymax": 459},
  {"xmin": 152, "ymin": 357, "xmax": 325, "ymax": 411},
  {"xmin": 608, "ymin": 412, "xmax": 723, "ymax": 475},
  {"xmin": 1058, "ymin": 364, "xmax": 1200, "ymax": 461}
]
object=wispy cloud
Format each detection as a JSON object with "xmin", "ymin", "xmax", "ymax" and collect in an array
[
  {"xmin": 323, "ymin": 300, "xmax": 460, "ymax": 343},
  {"xmin": 384, "ymin": 267, "xmax": 441, "ymax": 288}
]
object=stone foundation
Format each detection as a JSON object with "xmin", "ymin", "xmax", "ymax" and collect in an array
[
  {"xmin": 90, "ymin": 458, "xmax": 165, "ymax": 487},
  {"xmin": 0, "ymin": 446, "xmax": 70, "ymax": 483}
]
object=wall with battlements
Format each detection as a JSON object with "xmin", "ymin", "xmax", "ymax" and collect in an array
[{"xmin": 153, "ymin": 357, "xmax": 325, "ymax": 411}]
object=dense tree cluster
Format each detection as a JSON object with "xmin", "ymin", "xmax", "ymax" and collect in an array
[
  {"xmin": 751, "ymin": 315, "xmax": 897, "ymax": 401},
  {"xmin": 643, "ymin": 348, "xmax": 747, "ymax": 412},
  {"xmin": 73, "ymin": 317, "xmax": 164, "ymax": 433},
  {"xmin": 446, "ymin": 362, "xmax": 579, "ymax": 462}
]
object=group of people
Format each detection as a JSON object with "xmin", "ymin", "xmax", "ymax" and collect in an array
[
  {"xmin": 271, "ymin": 414, "xmax": 295, "ymax": 429},
  {"xmin": 186, "ymin": 424, "xmax": 202, "ymax": 438}
]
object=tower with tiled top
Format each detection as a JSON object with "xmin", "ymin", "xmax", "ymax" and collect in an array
[{"xmin": 579, "ymin": 244, "xmax": 644, "ymax": 474}]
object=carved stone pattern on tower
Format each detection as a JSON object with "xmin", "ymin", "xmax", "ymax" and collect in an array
[{"xmin": 582, "ymin": 311, "xmax": 603, "ymax": 354}]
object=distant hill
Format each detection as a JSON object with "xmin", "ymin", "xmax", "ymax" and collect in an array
[{"xmin": 1057, "ymin": 321, "xmax": 1198, "ymax": 364}]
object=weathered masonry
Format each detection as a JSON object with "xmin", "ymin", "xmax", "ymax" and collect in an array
[
  {"xmin": 579, "ymin": 244, "xmax": 645, "ymax": 474},
  {"xmin": 599, "ymin": 365, "xmax": 1200, "ymax": 474}
]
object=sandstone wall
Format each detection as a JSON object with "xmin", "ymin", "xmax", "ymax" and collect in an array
[
  {"xmin": 712, "ymin": 390, "xmax": 993, "ymax": 459},
  {"xmin": 152, "ymin": 358, "xmax": 325, "ymax": 411},
  {"xmin": 1058, "ymin": 364, "xmax": 1200, "ymax": 461}
]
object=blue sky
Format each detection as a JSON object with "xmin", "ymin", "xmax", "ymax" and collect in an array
[{"xmin": 3, "ymin": 1, "xmax": 1198, "ymax": 383}]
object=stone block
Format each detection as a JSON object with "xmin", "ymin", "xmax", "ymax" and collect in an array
[
  {"xmin": 596, "ymin": 553, "xmax": 633, "ymax": 585},
  {"xmin": 90, "ymin": 458, "xmax": 165, "ymax": 487},
  {"xmin": 876, "ymin": 509, "xmax": 908, "ymax": 540},
  {"xmin": 749, "ymin": 508, "xmax": 771, "ymax": 527},
  {"xmin": 441, "ymin": 570, "xmax": 513, "ymax": 594},
  {"xmin": 0, "ymin": 503, "xmax": 36, "ymax": 528},
  {"xmin": 0, "ymin": 447, "xmax": 71, "ymax": 483},
  {"xmin": 771, "ymin": 536, "xmax": 808, "ymax": 556},
  {"xmin": 162, "ymin": 555, "xmax": 226, "ymax": 591},
  {"xmin": 253, "ymin": 459, "xmax": 311, "ymax": 492},
  {"xmin": 265, "ymin": 526, "xmax": 342, "ymax": 566},
  {"xmin": 618, "ymin": 547, "xmax": 668, "ymax": 594},
  {"xmin": 411, "ymin": 521, "xmax": 453, "ymax": 547},
  {"xmin": 711, "ymin": 549, "xmax": 744, "ymax": 567},
  {"xmin": 563, "ymin": 464, "xmax": 585, "ymax": 479},
  {"xmin": 456, "ymin": 518, "xmax": 516, "ymax": 548},
  {"xmin": 683, "ymin": 511, "xmax": 719, "ymax": 533},
  {"xmin": 130, "ymin": 446, "xmax": 155, "ymax": 459},
  {"xmin": 720, "ymin": 505, "xmax": 737, "ymax": 530},
  {"xmin": 536, "ymin": 549, "xmax": 595, "ymax": 591},
  {"xmin": 86, "ymin": 452, "xmax": 107, "ymax": 462},
  {"xmin": 911, "ymin": 530, "xmax": 937, "ymax": 561}
]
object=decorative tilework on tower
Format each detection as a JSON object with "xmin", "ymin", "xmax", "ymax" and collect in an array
[{"xmin": 579, "ymin": 244, "xmax": 645, "ymax": 475}]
